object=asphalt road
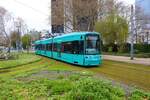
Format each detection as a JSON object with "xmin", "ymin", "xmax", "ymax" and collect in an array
[{"xmin": 103, "ymin": 55, "xmax": 150, "ymax": 66}]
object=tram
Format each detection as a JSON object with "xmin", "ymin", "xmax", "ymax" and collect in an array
[{"xmin": 35, "ymin": 32, "xmax": 102, "ymax": 66}]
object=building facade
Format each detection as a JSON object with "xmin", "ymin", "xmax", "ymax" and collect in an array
[
  {"xmin": 135, "ymin": 0, "xmax": 150, "ymax": 44},
  {"xmin": 51, "ymin": 0, "xmax": 98, "ymax": 33},
  {"xmin": 136, "ymin": 0, "xmax": 150, "ymax": 16},
  {"xmin": 51, "ymin": 0, "xmax": 65, "ymax": 33}
]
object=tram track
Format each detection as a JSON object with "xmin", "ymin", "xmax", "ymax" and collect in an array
[
  {"xmin": 0, "ymin": 57, "xmax": 49, "ymax": 77},
  {"xmin": 0, "ymin": 56, "xmax": 150, "ymax": 91},
  {"xmin": 0, "ymin": 59, "xmax": 41, "ymax": 73}
]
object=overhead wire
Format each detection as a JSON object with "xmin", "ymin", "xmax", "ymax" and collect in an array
[{"xmin": 13, "ymin": 0, "xmax": 49, "ymax": 16}]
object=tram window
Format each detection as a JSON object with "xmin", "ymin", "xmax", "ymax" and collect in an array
[
  {"xmin": 62, "ymin": 42, "xmax": 73, "ymax": 53},
  {"xmin": 72, "ymin": 41, "xmax": 79, "ymax": 54},
  {"xmin": 50, "ymin": 44, "xmax": 52, "ymax": 51},
  {"xmin": 37, "ymin": 45, "xmax": 39, "ymax": 50},
  {"xmin": 53, "ymin": 43, "xmax": 57, "ymax": 51},
  {"xmin": 72, "ymin": 41, "xmax": 84, "ymax": 54},
  {"xmin": 45, "ymin": 44, "xmax": 50, "ymax": 51},
  {"xmin": 40, "ymin": 45, "xmax": 42, "ymax": 50},
  {"xmin": 41, "ymin": 44, "xmax": 43, "ymax": 50},
  {"xmin": 61, "ymin": 41, "xmax": 84, "ymax": 54},
  {"xmin": 35, "ymin": 45, "xmax": 37, "ymax": 50},
  {"xmin": 61, "ymin": 43, "xmax": 64, "ymax": 52},
  {"xmin": 36, "ymin": 45, "xmax": 38, "ymax": 50},
  {"xmin": 79, "ymin": 41, "xmax": 84, "ymax": 54},
  {"xmin": 45, "ymin": 45, "xmax": 46, "ymax": 50},
  {"xmin": 46, "ymin": 44, "xmax": 48, "ymax": 51},
  {"xmin": 48, "ymin": 44, "xmax": 52, "ymax": 51},
  {"xmin": 42, "ymin": 44, "xmax": 46, "ymax": 50},
  {"xmin": 38, "ymin": 44, "xmax": 40, "ymax": 50},
  {"xmin": 42, "ymin": 45, "xmax": 44, "ymax": 50},
  {"xmin": 41, "ymin": 44, "xmax": 42, "ymax": 50},
  {"xmin": 85, "ymin": 35, "xmax": 100, "ymax": 54},
  {"xmin": 40, "ymin": 44, "xmax": 42, "ymax": 50},
  {"xmin": 39, "ymin": 44, "xmax": 41, "ymax": 50}
]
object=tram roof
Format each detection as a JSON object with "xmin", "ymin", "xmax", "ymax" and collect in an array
[
  {"xmin": 55, "ymin": 32, "xmax": 99, "ymax": 39},
  {"xmin": 35, "ymin": 32, "xmax": 100, "ymax": 44}
]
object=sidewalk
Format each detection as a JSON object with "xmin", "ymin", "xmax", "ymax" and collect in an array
[{"xmin": 103, "ymin": 55, "xmax": 150, "ymax": 66}]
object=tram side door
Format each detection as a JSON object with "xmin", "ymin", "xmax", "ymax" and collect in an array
[{"xmin": 57, "ymin": 43, "xmax": 61, "ymax": 58}]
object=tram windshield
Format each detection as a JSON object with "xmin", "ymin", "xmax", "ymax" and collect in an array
[{"xmin": 85, "ymin": 34, "xmax": 100, "ymax": 55}]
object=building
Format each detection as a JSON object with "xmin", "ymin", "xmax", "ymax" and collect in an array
[
  {"xmin": 135, "ymin": 0, "xmax": 150, "ymax": 44},
  {"xmin": 51, "ymin": 0, "xmax": 98, "ymax": 33},
  {"xmin": 51, "ymin": 0, "xmax": 65, "ymax": 33},
  {"xmin": 136, "ymin": 0, "xmax": 150, "ymax": 16}
]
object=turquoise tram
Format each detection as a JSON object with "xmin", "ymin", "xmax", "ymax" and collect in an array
[{"xmin": 35, "ymin": 32, "xmax": 102, "ymax": 66}]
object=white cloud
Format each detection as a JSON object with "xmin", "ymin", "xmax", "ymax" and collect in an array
[{"xmin": 0, "ymin": 0, "xmax": 51, "ymax": 31}]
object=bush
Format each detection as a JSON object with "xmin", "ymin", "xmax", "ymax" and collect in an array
[
  {"xmin": 129, "ymin": 89, "xmax": 150, "ymax": 100},
  {"xmin": 134, "ymin": 44, "xmax": 150, "ymax": 53},
  {"xmin": 67, "ymin": 78, "xmax": 125, "ymax": 100},
  {"xmin": 102, "ymin": 43, "xmax": 150, "ymax": 53},
  {"xmin": 1, "ymin": 76, "xmax": 150, "ymax": 100},
  {"xmin": 102, "ymin": 44, "xmax": 109, "ymax": 52}
]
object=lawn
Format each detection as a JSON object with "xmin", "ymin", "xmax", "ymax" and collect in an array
[
  {"xmin": 0, "ymin": 53, "xmax": 150, "ymax": 100},
  {"xmin": 0, "ymin": 53, "xmax": 41, "ymax": 69},
  {"xmin": 44, "ymin": 58, "xmax": 150, "ymax": 91},
  {"xmin": 89, "ymin": 60, "xmax": 150, "ymax": 91}
]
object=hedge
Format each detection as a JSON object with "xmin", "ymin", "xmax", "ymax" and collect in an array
[{"xmin": 102, "ymin": 43, "xmax": 150, "ymax": 53}]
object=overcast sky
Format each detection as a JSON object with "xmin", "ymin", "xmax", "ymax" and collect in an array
[
  {"xmin": 120, "ymin": 0, "xmax": 135, "ymax": 5},
  {"xmin": 0, "ymin": 0, "xmax": 135, "ymax": 31}
]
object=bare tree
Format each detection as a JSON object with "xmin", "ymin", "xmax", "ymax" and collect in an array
[
  {"xmin": 50, "ymin": 0, "xmax": 131, "ymax": 33},
  {"xmin": 64, "ymin": 0, "xmax": 105, "ymax": 32},
  {"xmin": 0, "ymin": 6, "xmax": 12, "ymax": 53},
  {"xmin": 50, "ymin": 0, "xmax": 102, "ymax": 32},
  {"xmin": 134, "ymin": 5, "xmax": 150, "ymax": 43},
  {"xmin": 64, "ymin": 0, "xmax": 129, "ymax": 32}
]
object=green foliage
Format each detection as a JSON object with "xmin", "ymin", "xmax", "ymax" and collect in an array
[
  {"xmin": 103, "ymin": 43, "xmax": 150, "ymax": 54},
  {"xmin": 57, "ymin": 75, "xmax": 65, "ymax": 79},
  {"xmin": 0, "ymin": 53, "xmax": 150, "ymax": 99},
  {"xmin": 21, "ymin": 34, "xmax": 31, "ymax": 49},
  {"xmin": 134, "ymin": 44, "xmax": 150, "ymax": 53},
  {"xmin": 95, "ymin": 14, "xmax": 129, "ymax": 53},
  {"xmin": 69, "ymin": 74, "xmax": 80, "ymax": 81},
  {"xmin": 49, "ymin": 80, "xmax": 73, "ymax": 95},
  {"xmin": 129, "ymin": 89, "xmax": 150, "ymax": 100},
  {"xmin": 67, "ymin": 78, "xmax": 125, "ymax": 100},
  {"xmin": 10, "ymin": 31, "xmax": 19, "ymax": 48},
  {"xmin": 0, "ymin": 78, "xmax": 73, "ymax": 99},
  {"xmin": 0, "ymin": 76, "xmax": 128, "ymax": 100},
  {"xmin": 95, "ymin": 14, "xmax": 129, "ymax": 45}
]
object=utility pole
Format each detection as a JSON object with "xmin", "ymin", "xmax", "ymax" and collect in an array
[
  {"xmin": 16, "ymin": 21, "xmax": 21, "ymax": 52},
  {"xmin": 130, "ymin": 5, "xmax": 134, "ymax": 60},
  {"xmin": 146, "ymin": 32, "xmax": 149, "ymax": 44}
]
